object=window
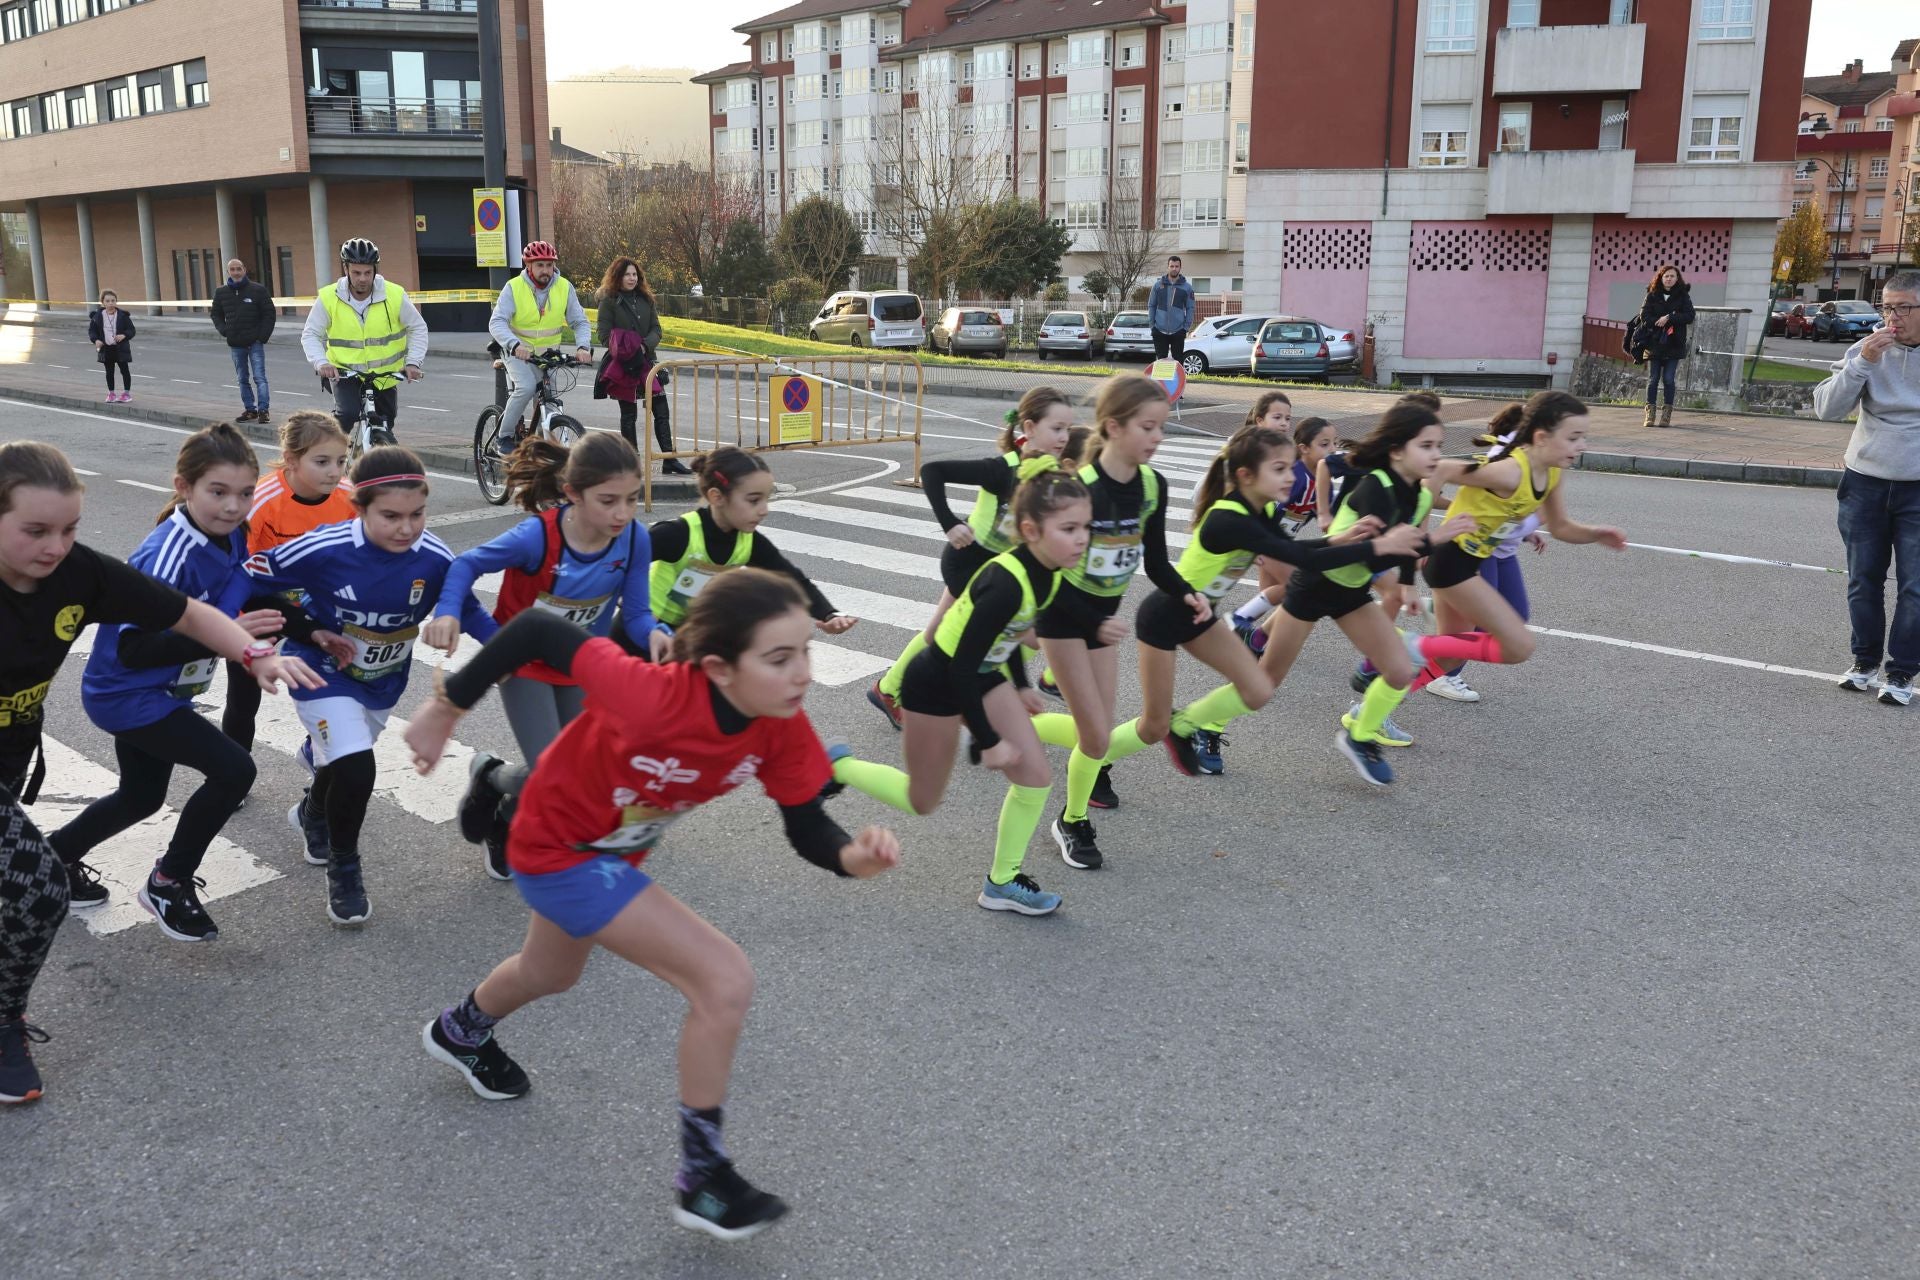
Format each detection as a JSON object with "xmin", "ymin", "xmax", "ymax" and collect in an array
[
  {"xmin": 767, "ymin": 170, "xmax": 779, "ymax": 196},
  {"xmin": 66, "ymin": 88, "xmax": 93, "ymax": 125},
  {"xmin": 765, "ymin": 124, "xmax": 776, "ymax": 149},
  {"xmin": 1184, "ymin": 138, "xmax": 1223, "ymax": 171},
  {"xmin": 785, "ymin": 122, "xmax": 797, "ymax": 148},
  {"xmin": 974, "ymin": 48, "xmax": 1008, "ymax": 79},
  {"xmin": 1507, "ymin": 0, "xmax": 1539, "ymax": 27},
  {"xmin": 1068, "ymin": 34, "xmax": 1109, "ymax": 69},
  {"xmin": 30, "ymin": 0, "xmax": 51, "ymax": 32},
  {"xmin": 1064, "ymin": 200, "xmax": 1106, "ymax": 228},
  {"xmin": 1187, "ymin": 22, "xmax": 1229, "ymax": 53},
  {"xmin": 1188, "ymin": 277, "xmax": 1211, "ymax": 293},
  {"xmin": 1117, "ymin": 89, "xmax": 1143, "ymax": 123},
  {"xmin": 1049, "ymin": 94, "xmax": 1066, "ymax": 128},
  {"xmin": 1871, "ymin": 157, "xmax": 1889, "ymax": 178},
  {"xmin": 1790, "ymin": 198, "xmax": 1806, "ymax": 212},
  {"xmin": 1843, "ymin": 120, "xmax": 1861, "ymax": 133},
  {"xmin": 3, "ymin": 7, "xmax": 26, "ymax": 43},
  {"xmin": 1610, "ymin": 0, "xmax": 1631, "ymax": 22},
  {"xmin": 796, "ymin": 76, "xmax": 820, "ymax": 102},
  {"xmin": 1187, "ymin": 82, "xmax": 1226, "ymax": 114},
  {"xmin": 1418, "ymin": 103, "xmax": 1470, "ymax": 166},
  {"xmin": 877, "ymin": 16, "xmax": 900, "ymax": 46},
  {"xmin": 831, "ymin": 72, "xmax": 841, "ymax": 98},
  {"xmin": 39, "ymin": 92, "xmax": 64, "ymax": 131},
  {"xmin": 880, "ymin": 68, "xmax": 897, "ymax": 94},
  {"xmin": 1427, "ymin": 0, "xmax": 1475, "ymax": 52},
  {"xmin": 1067, "ymin": 92, "xmax": 1108, "ymax": 123},
  {"xmin": 108, "ymin": 82, "xmax": 133, "ymax": 120},
  {"xmin": 726, "ymin": 80, "xmax": 755, "ymax": 109},
  {"xmin": 1497, "ymin": 104, "xmax": 1530, "ymax": 153},
  {"xmin": 1020, "ymin": 55, "xmax": 1039, "ymax": 79},
  {"xmin": 975, "ymin": 102, "xmax": 1012, "ymax": 133},
  {"xmin": 763, "ymin": 35, "xmax": 777, "ymax": 62},
  {"xmin": 57, "ymin": 0, "xmax": 80, "ymax": 22},
  {"xmin": 1699, "ymin": 0, "xmax": 1753, "ymax": 40},
  {"xmin": 1235, "ymin": 14, "xmax": 1254, "ymax": 69},
  {"xmin": 1182, "ymin": 198, "xmax": 1223, "ymax": 226},
  {"xmin": 1117, "ymin": 147, "xmax": 1141, "ymax": 176},
  {"xmin": 1118, "ymin": 33, "xmax": 1145, "ymax": 67},
  {"xmin": 1686, "ymin": 94, "xmax": 1745, "ymax": 162},
  {"xmin": 1067, "ymin": 146, "xmax": 1107, "ymax": 176},
  {"xmin": 841, "ymin": 14, "xmax": 869, "ymax": 45},
  {"xmin": 11, "ymin": 102, "xmax": 30, "ymax": 136},
  {"xmin": 1162, "ymin": 197, "xmax": 1181, "ymax": 226},
  {"xmin": 1048, "ymin": 38, "xmax": 1067, "ymax": 74},
  {"xmin": 1874, "ymin": 117, "xmax": 1894, "ymax": 133},
  {"xmin": 794, "ymin": 23, "xmax": 821, "ymax": 54},
  {"xmin": 1162, "ymin": 30, "xmax": 1185, "ymax": 62},
  {"xmin": 1600, "ymin": 99, "xmax": 1627, "ymax": 150},
  {"xmin": 1866, "ymin": 196, "xmax": 1884, "ymax": 220},
  {"xmin": 1162, "ymin": 87, "xmax": 1183, "ymax": 118},
  {"xmin": 1233, "ymin": 121, "xmax": 1249, "ymax": 165}
]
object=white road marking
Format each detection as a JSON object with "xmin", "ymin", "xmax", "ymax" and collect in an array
[
  {"xmin": 115, "ymin": 478, "xmax": 171, "ymax": 492},
  {"xmin": 47, "ymin": 364, "xmax": 70, "ymax": 370},
  {"xmin": 74, "ymin": 468, "xmax": 99, "ymax": 475},
  {"xmin": 426, "ymin": 506, "xmax": 522, "ymax": 528},
  {"xmin": 808, "ymin": 580, "xmax": 934, "ymax": 632},
  {"xmin": 412, "ymin": 405, "xmax": 451, "ymax": 413},
  {"xmin": 1527, "ymin": 626, "xmax": 1836, "ymax": 683},
  {"xmin": 172, "ymin": 379, "xmax": 202, "ymax": 385}
]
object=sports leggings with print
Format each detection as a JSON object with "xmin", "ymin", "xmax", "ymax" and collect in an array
[{"xmin": 0, "ymin": 785, "xmax": 70, "ymax": 1021}]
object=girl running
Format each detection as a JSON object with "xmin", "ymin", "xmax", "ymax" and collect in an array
[
  {"xmin": 829, "ymin": 459, "xmax": 1090, "ymax": 916},
  {"xmin": 400, "ymin": 569, "xmax": 900, "ymax": 1241},
  {"xmin": 647, "ymin": 446, "xmax": 857, "ymax": 639},
  {"xmin": 51, "ymin": 425, "xmax": 295, "ymax": 939},
  {"xmin": 423, "ymin": 433, "xmax": 665, "ymax": 881},
  {"xmin": 0, "ymin": 441, "xmax": 317, "ymax": 1102},
  {"xmin": 1029, "ymin": 375, "xmax": 1203, "ymax": 871},
  {"xmin": 248, "ymin": 446, "xmax": 493, "ymax": 926},
  {"xmin": 866, "ymin": 386, "xmax": 1075, "ymax": 730},
  {"xmin": 224, "ymin": 411, "xmax": 354, "ymax": 752},
  {"xmin": 1230, "ymin": 413, "xmax": 1337, "ymax": 654}
]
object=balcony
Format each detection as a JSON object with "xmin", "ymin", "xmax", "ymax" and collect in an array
[
  {"xmin": 1487, "ymin": 147, "xmax": 1634, "ymax": 214},
  {"xmin": 299, "ymin": 0, "xmax": 477, "ymax": 36},
  {"xmin": 1492, "ymin": 23, "xmax": 1645, "ymax": 95},
  {"xmin": 306, "ymin": 95, "xmax": 482, "ymax": 164}
]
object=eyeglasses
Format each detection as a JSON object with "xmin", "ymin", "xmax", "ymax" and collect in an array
[{"xmin": 1880, "ymin": 303, "xmax": 1919, "ymax": 319}]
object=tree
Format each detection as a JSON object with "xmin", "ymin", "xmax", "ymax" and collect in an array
[
  {"xmin": 774, "ymin": 197, "xmax": 863, "ymax": 290},
  {"xmin": 1080, "ymin": 268, "xmax": 1114, "ymax": 310},
  {"xmin": 1090, "ymin": 174, "xmax": 1173, "ymax": 315},
  {"xmin": 767, "ymin": 276, "xmax": 823, "ymax": 333},
  {"xmin": 1771, "ymin": 201, "xmax": 1828, "ymax": 291},
  {"xmin": 705, "ymin": 218, "xmax": 777, "ymax": 298},
  {"xmin": 956, "ymin": 198, "xmax": 1072, "ymax": 299},
  {"xmin": 646, "ymin": 156, "xmax": 760, "ymax": 291},
  {"xmin": 1902, "ymin": 207, "xmax": 1920, "ymax": 268},
  {"xmin": 874, "ymin": 67, "xmax": 1015, "ymax": 295}
]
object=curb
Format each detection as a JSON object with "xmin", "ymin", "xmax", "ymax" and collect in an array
[{"xmin": 1577, "ymin": 450, "xmax": 1841, "ymax": 488}]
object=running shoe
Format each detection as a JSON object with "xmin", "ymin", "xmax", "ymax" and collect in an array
[
  {"xmin": 977, "ymin": 872, "xmax": 1062, "ymax": 916},
  {"xmin": 289, "ymin": 794, "xmax": 329, "ymax": 866},
  {"xmin": 865, "ymin": 681, "xmax": 903, "ymax": 731},
  {"xmin": 1334, "ymin": 718, "xmax": 1394, "ymax": 787},
  {"xmin": 1426, "ymin": 673, "xmax": 1481, "ymax": 703},
  {"xmin": 421, "ymin": 1017, "xmax": 530, "ymax": 1101},
  {"xmin": 1837, "ymin": 661, "xmax": 1878, "ymax": 693},
  {"xmin": 457, "ymin": 752, "xmax": 506, "ymax": 845},
  {"xmin": 1346, "ymin": 701, "xmax": 1414, "ymax": 748},
  {"xmin": 1879, "ymin": 672, "xmax": 1914, "ymax": 707},
  {"xmin": 325, "ymin": 856, "xmax": 370, "ymax": 926},
  {"xmin": 483, "ymin": 800, "xmax": 513, "ymax": 882},
  {"xmin": 819, "ymin": 740, "xmax": 852, "ymax": 799},
  {"xmin": 1038, "ymin": 673, "xmax": 1063, "ymax": 699},
  {"xmin": 298, "ymin": 738, "xmax": 315, "ymax": 778},
  {"xmin": 1230, "ymin": 613, "xmax": 1267, "ymax": 655},
  {"xmin": 64, "ymin": 859, "xmax": 110, "ymax": 908},
  {"xmin": 1163, "ymin": 730, "xmax": 1203, "ymax": 777},
  {"xmin": 674, "ymin": 1162, "xmax": 790, "ymax": 1241},
  {"xmin": 137, "ymin": 872, "xmax": 218, "ymax": 942},
  {"xmin": 1051, "ymin": 811, "xmax": 1104, "ymax": 870},
  {"xmin": 1193, "ymin": 729, "xmax": 1227, "ymax": 775},
  {"xmin": 0, "ymin": 1019, "xmax": 49, "ymax": 1105},
  {"xmin": 1349, "ymin": 661, "xmax": 1377, "ymax": 696},
  {"xmin": 1087, "ymin": 763, "xmax": 1119, "ymax": 810}
]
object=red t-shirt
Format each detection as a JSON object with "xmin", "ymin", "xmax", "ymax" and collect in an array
[{"xmin": 507, "ymin": 638, "xmax": 831, "ymax": 877}]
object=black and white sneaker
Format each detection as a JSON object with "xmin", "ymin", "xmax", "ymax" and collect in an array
[
  {"xmin": 1052, "ymin": 811, "xmax": 1104, "ymax": 870},
  {"xmin": 421, "ymin": 1017, "xmax": 530, "ymax": 1100},
  {"xmin": 483, "ymin": 802, "xmax": 513, "ymax": 881},
  {"xmin": 458, "ymin": 752, "xmax": 506, "ymax": 845},
  {"xmin": 673, "ymin": 1162, "xmax": 790, "ymax": 1241},
  {"xmin": 1879, "ymin": 672, "xmax": 1914, "ymax": 707},
  {"xmin": 1838, "ymin": 661, "xmax": 1878, "ymax": 693},
  {"xmin": 64, "ymin": 859, "xmax": 110, "ymax": 909},
  {"xmin": 288, "ymin": 793, "xmax": 329, "ymax": 866},
  {"xmin": 1163, "ymin": 730, "xmax": 1203, "ymax": 777},
  {"xmin": 1087, "ymin": 763, "xmax": 1119, "ymax": 810},
  {"xmin": 326, "ymin": 856, "xmax": 371, "ymax": 926},
  {"xmin": 137, "ymin": 872, "xmax": 218, "ymax": 942},
  {"xmin": 0, "ymin": 1019, "xmax": 50, "ymax": 1104}
]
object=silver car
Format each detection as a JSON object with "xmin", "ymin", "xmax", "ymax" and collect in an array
[
  {"xmin": 808, "ymin": 290, "xmax": 926, "ymax": 348},
  {"xmin": 1103, "ymin": 311, "xmax": 1155, "ymax": 360},
  {"xmin": 1036, "ymin": 310, "xmax": 1101, "ymax": 360},
  {"xmin": 1181, "ymin": 314, "xmax": 1275, "ymax": 376}
]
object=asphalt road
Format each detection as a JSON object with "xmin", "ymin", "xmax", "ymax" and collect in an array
[{"xmin": 3, "ymin": 399, "xmax": 1916, "ymax": 1279}]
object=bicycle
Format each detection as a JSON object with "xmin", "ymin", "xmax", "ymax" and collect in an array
[
  {"xmin": 319, "ymin": 371, "xmax": 400, "ymax": 464},
  {"xmin": 473, "ymin": 348, "xmax": 586, "ymax": 505}
]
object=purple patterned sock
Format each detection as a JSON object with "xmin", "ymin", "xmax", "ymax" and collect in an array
[
  {"xmin": 675, "ymin": 1103, "xmax": 728, "ymax": 1191},
  {"xmin": 440, "ymin": 991, "xmax": 500, "ymax": 1048}
]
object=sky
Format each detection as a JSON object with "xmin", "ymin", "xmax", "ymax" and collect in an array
[{"xmin": 545, "ymin": 0, "xmax": 1917, "ymax": 80}]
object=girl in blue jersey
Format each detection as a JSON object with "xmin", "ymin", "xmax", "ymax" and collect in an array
[
  {"xmin": 423, "ymin": 433, "xmax": 666, "ymax": 880},
  {"xmin": 50, "ymin": 424, "xmax": 309, "ymax": 940},
  {"xmin": 249, "ymin": 446, "xmax": 493, "ymax": 926}
]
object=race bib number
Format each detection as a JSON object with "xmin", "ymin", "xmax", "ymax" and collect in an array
[
  {"xmin": 983, "ymin": 632, "xmax": 1021, "ymax": 668},
  {"xmin": 530, "ymin": 591, "xmax": 613, "ymax": 629},
  {"xmin": 172, "ymin": 657, "xmax": 220, "ymax": 698},
  {"xmin": 1083, "ymin": 536, "xmax": 1144, "ymax": 587},
  {"xmin": 667, "ymin": 559, "xmax": 728, "ymax": 614},
  {"xmin": 583, "ymin": 806, "xmax": 682, "ymax": 854},
  {"xmin": 1280, "ymin": 513, "xmax": 1314, "ymax": 537},
  {"xmin": 1487, "ymin": 519, "xmax": 1523, "ymax": 543},
  {"xmin": 342, "ymin": 622, "xmax": 417, "ymax": 682}
]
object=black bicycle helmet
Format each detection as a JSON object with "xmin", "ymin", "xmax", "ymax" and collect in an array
[{"xmin": 339, "ymin": 238, "xmax": 381, "ymax": 266}]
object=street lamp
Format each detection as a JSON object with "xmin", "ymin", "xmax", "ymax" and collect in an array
[{"xmin": 1805, "ymin": 115, "xmax": 1856, "ymax": 297}]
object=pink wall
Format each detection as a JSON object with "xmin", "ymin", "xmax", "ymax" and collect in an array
[
  {"xmin": 1402, "ymin": 219, "xmax": 1552, "ymax": 360},
  {"xmin": 1586, "ymin": 217, "xmax": 1732, "ymax": 321},
  {"xmin": 1278, "ymin": 221, "xmax": 1372, "ymax": 334}
]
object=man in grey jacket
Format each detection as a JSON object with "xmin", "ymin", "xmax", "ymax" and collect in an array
[
  {"xmin": 488, "ymin": 240, "xmax": 592, "ymax": 442},
  {"xmin": 1813, "ymin": 268, "xmax": 1920, "ymax": 706},
  {"xmin": 1148, "ymin": 256, "xmax": 1195, "ymax": 361}
]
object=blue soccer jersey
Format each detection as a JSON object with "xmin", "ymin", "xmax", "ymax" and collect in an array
[
  {"xmin": 433, "ymin": 505, "xmax": 659, "ymax": 647},
  {"xmin": 82, "ymin": 507, "xmax": 253, "ymax": 734},
  {"xmin": 247, "ymin": 518, "xmax": 496, "ymax": 710}
]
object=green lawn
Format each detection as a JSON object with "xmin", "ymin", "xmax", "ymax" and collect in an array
[{"xmin": 1748, "ymin": 358, "xmax": 1829, "ymax": 384}]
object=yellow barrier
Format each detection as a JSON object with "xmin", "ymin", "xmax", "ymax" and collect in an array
[
  {"xmin": 640, "ymin": 353, "xmax": 923, "ymax": 512},
  {"xmin": 0, "ymin": 289, "xmax": 502, "ymax": 308}
]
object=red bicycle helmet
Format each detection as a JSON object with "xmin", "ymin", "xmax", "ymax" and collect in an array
[{"xmin": 521, "ymin": 241, "xmax": 559, "ymax": 262}]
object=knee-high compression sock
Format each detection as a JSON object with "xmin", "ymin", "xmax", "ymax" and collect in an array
[
  {"xmin": 1064, "ymin": 748, "xmax": 1104, "ymax": 823},
  {"xmin": 1348, "ymin": 676, "xmax": 1410, "ymax": 743},
  {"xmin": 879, "ymin": 633, "xmax": 928, "ymax": 700},
  {"xmin": 1172, "ymin": 684, "xmax": 1255, "ymax": 738},
  {"xmin": 990, "ymin": 783, "xmax": 1052, "ymax": 883},
  {"xmin": 1102, "ymin": 717, "xmax": 1151, "ymax": 765},
  {"xmin": 1029, "ymin": 712, "xmax": 1080, "ymax": 751},
  {"xmin": 1413, "ymin": 633, "xmax": 1504, "ymax": 689},
  {"xmin": 830, "ymin": 756, "xmax": 915, "ymax": 814}
]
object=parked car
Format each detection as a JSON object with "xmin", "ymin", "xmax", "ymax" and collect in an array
[
  {"xmin": 808, "ymin": 290, "xmax": 926, "ymax": 348},
  {"xmin": 1181, "ymin": 314, "xmax": 1275, "ymax": 375},
  {"xmin": 1782, "ymin": 303, "xmax": 1814, "ymax": 339},
  {"xmin": 1812, "ymin": 300, "xmax": 1879, "ymax": 343},
  {"xmin": 929, "ymin": 307, "xmax": 1008, "ymax": 358},
  {"xmin": 1767, "ymin": 299, "xmax": 1795, "ymax": 335},
  {"xmin": 1103, "ymin": 311, "xmax": 1156, "ymax": 360},
  {"xmin": 1252, "ymin": 318, "xmax": 1340, "ymax": 381},
  {"xmin": 1036, "ymin": 310, "xmax": 1102, "ymax": 360}
]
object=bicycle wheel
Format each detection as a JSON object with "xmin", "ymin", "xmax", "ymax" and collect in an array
[
  {"xmin": 473, "ymin": 406, "xmax": 510, "ymax": 504},
  {"xmin": 547, "ymin": 414, "xmax": 585, "ymax": 448}
]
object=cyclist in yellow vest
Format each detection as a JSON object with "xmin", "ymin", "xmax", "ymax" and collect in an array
[
  {"xmin": 301, "ymin": 238, "xmax": 429, "ymax": 436},
  {"xmin": 489, "ymin": 240, "xmax": 593, "ymax": 444}
]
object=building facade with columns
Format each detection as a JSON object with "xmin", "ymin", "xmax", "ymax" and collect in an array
[
  {"xmin": 0, "ymin": 0, "xmax": 551, "ymax": 312},
  {"xmin": 1242, "ymin": 0, "xmax": 1811, "ymax": 389}
]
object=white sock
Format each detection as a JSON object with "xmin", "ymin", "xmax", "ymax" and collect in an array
[{"xmin": 1233, "ymin": 595, "xmax": 1272, "ymax": 622}]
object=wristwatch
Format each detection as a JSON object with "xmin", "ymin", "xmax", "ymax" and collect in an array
[{"xmin": 239, "ymin": 641, "xmax": 277, "ymax": 670}]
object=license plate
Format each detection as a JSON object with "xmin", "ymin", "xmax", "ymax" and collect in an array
[
  {"xmin": 1278, "ymin": 346, "xmax": 1307, "ymax": 356},
  {"xmin": 965, "ymin": 327, "xmax": 995, "ymax": 336}
]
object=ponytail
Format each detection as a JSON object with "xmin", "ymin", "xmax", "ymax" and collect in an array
[
  {"xmin": 1465, "ymin": 391, "xmax": 1585, "ymax": 473},
  {"xmin": 508, "ymin": 432, "xmax": 643, "ymax": 512},
  {"xmin": 998, "ymin": 386, "xmax": 1072, "ymax": 453},
  {"xmin": 1192, "ymin": 424, "xmax": 1289, "ymax": 521}
]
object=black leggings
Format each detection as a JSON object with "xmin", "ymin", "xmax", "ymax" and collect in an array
[
  {"xmin": 49, "ymin": 707, "xmax": 257, "ymax": 882},
  {"xmin": 1, "ymin": 784, "xmax": 68, "ymax": 1022},
  {"xmin": 618, "ymin": 395, "xmax": 675, "ymax": 457},
  {"xmin": 309, "ymin": 750, "xmax": 376, "ymax": 858},
  {"xmin": 104, "ymin": 359, "xmax": 132, "ymax": 392},
  {"xmin": 221, "ymin": 660, "xmax": 261, "ymax": 750}
]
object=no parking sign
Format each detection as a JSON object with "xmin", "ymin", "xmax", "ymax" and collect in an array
[
  {"xmin": 472, "ymin": 187, "xmax": 506, "ymax": 267},
  {"xmin": 769, "ymin": 373, "xmax": 822, "ymax": 445},
  {"xmin": 1147, "ymin": 357, "xmax": 1186, "ymax": 402}
]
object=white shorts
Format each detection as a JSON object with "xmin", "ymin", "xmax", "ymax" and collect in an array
[{"xmin": 296, "ymin": 695, "xmax": 392, "ymax": 765}]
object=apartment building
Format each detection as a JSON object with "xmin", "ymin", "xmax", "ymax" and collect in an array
[
  {"xmin": 1243, "ymin": 0, "xmax": 1810, "ymax": 389},
  {"xmin": 0, "ymin": 0, "xmax": 552, "ymax": 311},
  {"xmin": 694, "ymin": 0, "xmax": 1256, "ymax": 297},
  {"xmin": 1794, "ymin": 43, "xmax": 1920, "ymax": 300}
]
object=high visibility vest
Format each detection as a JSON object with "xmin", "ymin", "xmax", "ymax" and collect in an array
[
  {"xmin": 507, "ymin": 274, "xmax": 574, "ymax": 350},
  {"xmin": 319, "ymin": 283, "xmax": 411, "ymax": 388}
]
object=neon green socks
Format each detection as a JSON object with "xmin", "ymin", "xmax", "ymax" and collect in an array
[
  {"xmin": 830, "ymin": 756, "xmax": 914, "ymax": 814},
  {"xmin": 1063, "ymin": 746, "xmax": 1104, "ymax": 823},
  {"xmin": 1171, "ymin": 684, "xmax": 1253, "ymax": 738},
  {"xmin": 990, "ymin": 783, "xmax": 1052, "ymax": 883},
  {"xmin": 1347, "ymin": 676, "xmax": 1408, "ymax": 744},
  {"xmin": 879, "ymin": 632, "xmax": 928, "ymax": 700},
  {"xmin": 1029, "ymin": 712, "xmax": 1080, "ymax": 751},
  {"xmin": 1102, "ymin": 718, "xmax": 1150, "ymax": 765}
]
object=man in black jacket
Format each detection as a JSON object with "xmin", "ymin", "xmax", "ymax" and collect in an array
[{"xmin": 211, "ymin": 259, "xmax": 276, "ymax": 422}]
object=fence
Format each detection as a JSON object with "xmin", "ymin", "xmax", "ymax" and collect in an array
[
  {"xmin": 306, "ymin": 95, "xmax": 481, "ymax": 137},
  {"xmin": 639, "ymin": 351, "xmax": 923, "ymax": 510},
  {"xmin": 1581, "ymin": 315, "xmax": 1631, "ymax": 363}
]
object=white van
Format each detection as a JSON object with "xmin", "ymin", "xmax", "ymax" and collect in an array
[{"xmin": 808, "ymin": 290, "xmax": 926, "ymax": 348}]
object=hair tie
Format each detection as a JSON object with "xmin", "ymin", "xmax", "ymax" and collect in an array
[
  {"xmin": 1015, "ymin": 454, "xmax": 1060, "ymax": 482},
  {"xmin": 712, "ymin": 469, "xmax": 730, "ymax": 489},
  {"xmin": 354, "ymin": 472, "xmax": 426, "ymax": 490},
  {"xmin": 1003, "ymin": 407, "xmax": 1020, "ymax": 427}
]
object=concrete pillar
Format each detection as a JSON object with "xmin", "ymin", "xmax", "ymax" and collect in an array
[
  {"xmin": 24, "ymin": 200, "xmax": 48, "ymax": 307},
  {"xmin": 214, "ymin": 183, "xmax": 239, "ymax": 272},
  {"xmin": 75, "ymin": 196, "xmax": 99, "ymax": 306},
  {"xmin": 308, "ymin": 176, "xmax": 332, "ymax": 298},
  {"xmin": 1541, "ymin": 214, "xmax": 1595, "ymax": 390},
  {"xmin": 136, "ymin": 191, "xmax": 162, "ymax": 317}
]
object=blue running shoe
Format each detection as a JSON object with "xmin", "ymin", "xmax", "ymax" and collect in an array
[
  {"xmin": 1350, "ymin": 661, "xmax": 1376, "ymax": 696},
  {"xmin": 819, "ymin": 740, "xmax": 852, "ymax": 799},
  {"xmin": 288, "ymin": 793, "xmax": 329, "ymax": 866},
  {"xmin": 1230, "ymin": 613, "xmax": 1266, "ymax": 656},
  {"xmin": 977, "ymin": 873, "xmax": 1062, "ymax": 916},
  {"xmin": 298, "ymin": 737, "xmax": 315, "ymax": 778},
  {"xmin": 1192, "ymin": 729, "xmax": 1226, "ymax": 774},
  {"xmin": 1346, "ymin": 701, "xmax": 1413, "ymax": 748},
  {"xmin": 1335, "ymin": 717, "xmax": 1394, "ymax": 786}
]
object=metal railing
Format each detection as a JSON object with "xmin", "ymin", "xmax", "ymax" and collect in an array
[
  {"xmin": 299, "ymin": 0, "xmax": 477, "ymax": 12},
  {"xmin": 1581, "ymin": 314, "xmax": 1631, "ymax": 363},
  {"xmin": 306, "ymin": 95, "xmax": 481, "ymax": 137}
]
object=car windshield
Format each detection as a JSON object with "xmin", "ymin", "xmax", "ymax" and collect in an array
[
  {"xmin": 875, "ymin": 295, "xmax": 922, "ymax": 321},
  {"xmin": 1114, "ymin": 313, "xmax": 1149, "ymax": 327},
  {"xmin": 1044, "ymin": 312, "xmax": 1083, "ymax": 326},
  {"xmin": 960, "ymin": 310, "xmax": 998, "ymax": 325},
  {"xmin": 1264, "ymin": 323, "xmax": 1319, "ymax": 342},
  {"xmin": 1834, "ymin": 301, "xmax": 1877, "ymax": 315}
]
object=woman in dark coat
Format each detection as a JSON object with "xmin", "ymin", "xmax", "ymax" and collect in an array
[
  {"xmin": 87, "ymin": 291, "xmax": 136, "ymax": 404},
  {"xmin": 1637, "ymin": 264, "xmax": 1694, "ymax": 428},
  {"xmin": 594, "ymin": 258, "xmax": 689, "ymax": 475}
]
